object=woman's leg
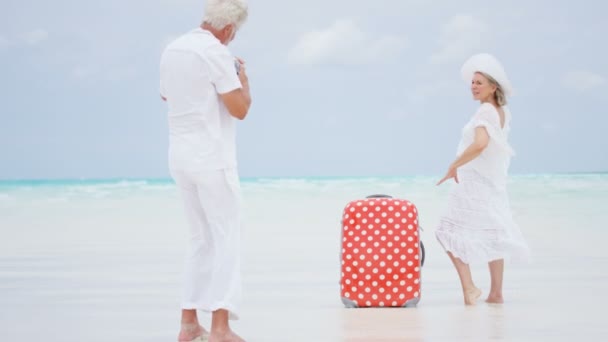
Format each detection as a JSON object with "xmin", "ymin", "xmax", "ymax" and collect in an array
[
  {"xmin": 486, "ymin": 259, "xmax": 504, "ymax": 303},
  {"xmin": 447, "ymin": 252, "xmax": 481, "ymax": 305}
]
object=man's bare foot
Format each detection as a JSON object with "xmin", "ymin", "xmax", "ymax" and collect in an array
[
  {"xmin": 208, "ymin": 329, "xmax": 245, "ymax": 342},
  {"xmin": 486, "ymin": 295, "xmax": 504, "ymax": 304},
  {"xmin": 178, "ymin": 324, "xmax": 208, "ymax": 342},
  {"xmin": 464, "ymin": 287, "xmax": 482, "ymax": 305}
]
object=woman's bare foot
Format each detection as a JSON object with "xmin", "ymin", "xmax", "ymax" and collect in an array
[
  {"xmin": 178, "ymin": 323, "xmax": 208, "ymax": 342},
  {"xmin": 486, "ymin": 294, "xmax": 504, "ymax": 304},
  {"xmin": 464, "ymin": 287, "xmax": 482, "ymax": 305},
  {"xmin": 208, "ymin": 329, "xmax": 245, "ymax": 342}
]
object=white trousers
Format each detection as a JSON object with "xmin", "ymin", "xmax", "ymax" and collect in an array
[{"xmin": 171, "ymin": 167, "xmax": 242, "ymax": 320}]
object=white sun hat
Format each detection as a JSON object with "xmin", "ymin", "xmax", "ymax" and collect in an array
[{"xmin": 461, "ymin": 53, "xmax": 513, "ymax": 97}]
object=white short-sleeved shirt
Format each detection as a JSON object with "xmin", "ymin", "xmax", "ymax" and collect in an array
[
  {"xmin": 457, "ymin": 103, "xmax": 515, "ymax": 188},
  {"xmin": 160, "ymin": 28, "xmax": 242, "ymax": 171}
]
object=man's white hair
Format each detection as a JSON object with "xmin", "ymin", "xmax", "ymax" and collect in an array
[{"xmin": 203, "ymin": 0, "xmax": 248, "ymax": 30}]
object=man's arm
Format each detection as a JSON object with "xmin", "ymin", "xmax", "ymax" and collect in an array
[{"xmin": 220, "ymin": 60, "xmax": 251, "ymax": 120}]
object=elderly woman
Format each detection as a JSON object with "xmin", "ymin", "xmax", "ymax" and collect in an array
[
  {"xmin": 436, "ymin": 53, "xmax": 529, "ymax": 305},
  {"xmin": 160, "ymin": 0, "xmax": 251, "ymax": 341}
]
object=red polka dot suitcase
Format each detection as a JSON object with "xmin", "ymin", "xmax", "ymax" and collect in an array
[{"xmin": 340, "ymin": 194, "xmax": 424, "ymax": 308}]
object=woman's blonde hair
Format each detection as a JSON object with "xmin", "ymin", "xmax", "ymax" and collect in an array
[{"xmin": 480, "ymin": 72, "xmax": 507, "ymax": 106}]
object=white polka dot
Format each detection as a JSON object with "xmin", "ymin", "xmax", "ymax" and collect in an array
[
  {"xmin": 394, "ymin": 236, "xmax": 400, "ymax": 241},
  {"xmin": 387, "ymin": 255, "xmax": 393, "ymax": 260},
  {"xmin": 415, "ymin": 267, "xmax": 420, "ymax": 272},
  {"xmin": 374, "ymin": 230, "xmax": 380, "ymax": 236},
  {"xmin": 394, "ymin": 248, "xmax": 400, "ymax": 254},
  {"xmin": 354, "ymin": 237, "xmax": 360, "ymax": 242},
  {"xmin": 408, "ymin": 248, "xmax": 414, "ymax": 254},
  {"xmin": 399, "ymin": 294, "xmax": 405, "ymax": 299},
  {"xmin": 386, "ymin": 294, "xmax": 392, "ymax": 300},
  {"xmin": 400, "ymin": 268, "xmax": 406, "ymax": 273},
  {"xmin": 375, "ymin": 206, "xmax": 381, "ymax": 211},
  {"xmin": 353, "ymin": 261, "xmax": 359, "ymax": 266},
  {"xmin": 379, "ymin": 302, "xmax": 385, "ymax": 307},
  {"xmin": 362, "ymin": 219, "xmax": 368, "ymax": 224},
  {"xmin": 360, "ymin": 255, "xmax": 365, "ymax": 260},
  {"xmin": 366, "ymin": 261, "xmax": 372, "ymax": 267},
  {"xmin": 372, "ymin": 281, "xmax": 378, "ymax": 287},
  {"xmin": 388, "ymin": 206, "xmax": 394, "ymax": 211},
  {"xmin": 400, "ymin": 280, "xmax": 406, "ymax": 286},
  {"xmin": 349, "ymin": 208, "xmax": 355, "ymax": 212},
  {"xmin": 401, "ymin": 242, "xmax": 407, "ymax": 248},
  {"xmin": 365, "ymin": 274, "xmax": 371, "ymax": 280},
  {"xmin": 346, "ymin": 279, "xmax": 351, "ymax": 284},
  {"xmin": 401, "ymin": 255, "xmax": 406, "ymax": 260},
  {"xmin": 368, "ymin": 224, "xmax": 374, "ymax": 229},
  {"xmin": 361, "ymin": 230, "xmax": 367, "ymax": 236},
  {"xmin": 408, "ymin": 213, "xmax": 413, "ymax": 218},
  {"xmin": 414, "ymin": 291, "xmax": 419, "ymax": 297},
  {"xmin": 386, "ymin": 281, "xmax": 392, "ymax": 286},
  {"xmin": 348, "ymin": 232, "xmax": 354, "ymax": 236},
  {"xmin": 354, "ymin": 248, "xmax": 359, "ymax": 254},
  {"xmin": 387, "ymin": 268, "xmax": 393, "ymax": 274},
  {"xmin": 358, "ymin": 281, "xmax": 364, "ymax": 286},
  {"xmin": 382, "ymin": 213, "xmax": 387, "ymax": 218},
  {"xmin": 374, "ymin": 242, "xmax": 380, "ymax": 247},
  {"xmin": 395, "ymin": 212, "xmax": 401, "ymax": 217},
  {"xmin": 356, "ymin": 213, "xmax": 361, "ymax": 218},
  {"xmin": 346, "ymin": 267, "xmax": 351, "ymax": 272},
  {"xmin": 349, "ymin": 219, "xmax": 355, "ymax": 224},
  {"xmin": 381, "ymin": 236, "xmax": 387, "ymax": 241},
  {"xmin": 345, "ymin": 292, "xmax": 350, "ymax": 298},
  {"xmin": 381, "ymin": 224, "xmax": 387, "ymax": 229},
  {"xmin": 379, "ymin": 288, "xmax": 385, "ymax": 293},
  {"xmin": 372, "ymin": 268, "xmax": 378, "ymax": 274},
  {"xmin": 346, "ymin": 254, "xmax": 352, "ymax": 259},
  {"xmin": 388, "ymin": 218, "xmax": 394, "ymax": 223},
  {"xmin": 372, "ymin": 294, "xmax": 378, "ymax": 300},
  {"xmin": 379, "ymin": 274, "xmax": 386, "ymax": 280},
  {"xmin": 352, "ymin": 274, "xmax": 358, "ymax": 279},
  {"xmin": 367, "ymin": 248, "xmax": 373, "ymax": 254},
  {"xmin": 393, "ymin": 275, "xmax": 399, "ymax": 280},
  {"xmin": 393, "ymin": 261, "xmax": 399, "ymax": 267},
  {"xmin": 358, "ymin": 293, "xmax": 364, "ymax": 299},
  {"xmin": 388, "ymin": 230, "xmax": 394, "ymax": 235},
  {"xmin": 347, "ymin": 243, "xmax": 352, "ymax": 248},
  {"xmin": 375, "ymin": 218, "xmax": 380, "ymax": 224},
  {"xmin": 387, "ymin": 242, "xmax": 393, "ymax": 248},
  {"xmin": 366, "ymin": 301, "xmax": 371, "ymax": 306},
  {"xmin": 393, "ymin": 287, "xmax": 398, "ymax": 293},
  {"xmin": 356, "ymin": 202, "xmax": 362, "ymax": 206},
  {"xmin": 407, "ymin": 286, "xmax": 413, "ymax": 292},
  {"xmin": 368, "ymin": 236, "xmax": 373, "ymax": 241},
  {"xmin": 380, "ymin": 248, "xmax": 386, "ymax": 254},
  {"xmin": 408, "ymin": 224, "xmax": 413, "ymax": 229},
  {"xmin": 368, "ymin": 213, "xmax": 374, "ymax": 218},
  {"xmin": 362, "ymin": 207, "xmax": 368, "ymax": 212},
  {"xmin": 414, "ymin": 279, "xmax": 420, "ymax": 284},
  {"xmin": 352, "ymin": 286, "xmax": 357, "ymax": 292},
  {"xmin": 373, "ymin": 255, "xmax": 379, "ymax": 260},
  {"xmin": 402, "ymin": 219, "xmax": 407, "ymax": 223},
  {"xmin": 407, "ymin": 261, "xmax": 413, "ymax": 267},
  {"xmin": 408, "ymin": 236, "xmax": 414, "ymax": 242},
  {"xmin": 365, "ymin": 287, "xmax": 371, "ymax": 293},
  {"xmin": 359, "ymin": 268, "xmax": 365, "ymax": 273}
]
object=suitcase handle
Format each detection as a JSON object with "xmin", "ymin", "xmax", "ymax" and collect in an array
[{"xmin": 365, "ymin": 194, "xmax": 392, "ymax": 198}]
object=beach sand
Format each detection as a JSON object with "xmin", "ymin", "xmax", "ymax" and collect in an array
[{"xmin": 0, "ymin": 176, "xmax": 607, "ymax": 341}]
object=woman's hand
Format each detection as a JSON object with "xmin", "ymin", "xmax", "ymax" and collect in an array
[{"xmin": 437, "ymin": 165, "xmax": 459, "ymax": 185}]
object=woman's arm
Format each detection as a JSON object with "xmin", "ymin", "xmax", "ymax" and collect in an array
[{"xmin": 437, "ymin": 126, "xmax": 490, "ymax": 185}]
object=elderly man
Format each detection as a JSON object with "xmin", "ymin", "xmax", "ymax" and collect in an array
[{"xmin": 159, "ymin": 0, "xmax": 251, "ymax": 341}]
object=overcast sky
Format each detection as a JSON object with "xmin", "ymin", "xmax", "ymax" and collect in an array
[{"xmin": 1, "ymin": 0, "xmax": 606, "ymax": 179}]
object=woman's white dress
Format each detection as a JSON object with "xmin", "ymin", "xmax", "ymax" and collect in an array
[{"xmin": 435, "ymin": 103, "xmax": 529, "ymax": 264}]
